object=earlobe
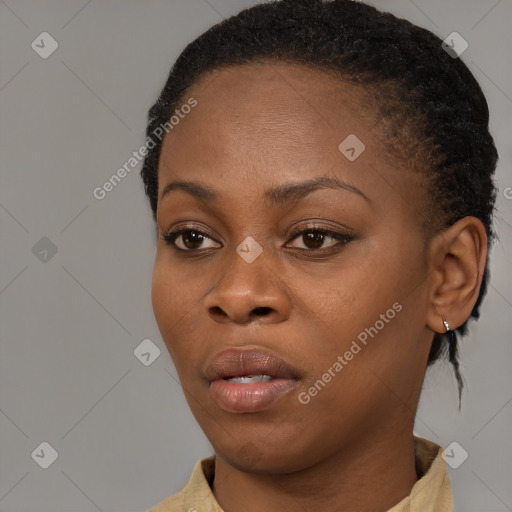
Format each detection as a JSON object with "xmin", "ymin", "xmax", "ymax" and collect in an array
[{"xmin": 426, "ymin": 216, "xmax": 488, "ymax": 333}]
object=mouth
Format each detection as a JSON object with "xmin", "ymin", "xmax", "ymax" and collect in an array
[
  {"xmin": 223, "ymin": 374, "xmax": 276, "ymax": 383},
  {"xmin": 205, "ymin": 348, "xmax": 301, "ymax": 413}
]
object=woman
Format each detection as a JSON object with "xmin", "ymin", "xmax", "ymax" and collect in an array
[{"xmin": 140, "ymin": 0, "xmax": 497, "ymax": 510}]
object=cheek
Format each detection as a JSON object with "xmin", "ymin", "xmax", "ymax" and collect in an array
[
  {"xmin": 151, "ymin": 252, "xmax": 222, "ymax": 378},
  {"xmin": 325, "ymin": 248, "xmax": 429, "ymax": 396},
  {"xmin": 150, "ymin": 255, "xmax": 201, "ymax": 353},
  {"xmin": 151, "ymin": 259, "xmax": 175, "ymax": 330},
  {"xmin": 305, "ymin": 237, "xmax": 426, "ymax": 368}
]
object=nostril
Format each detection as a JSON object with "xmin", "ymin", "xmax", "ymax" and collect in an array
[
  {"xmin": 209, "ymin": 306, "xmax": 225, "ymax": 317},
  {"xmin": 252, "ymin": 307, "xmax": 272, "ymax": 316}
]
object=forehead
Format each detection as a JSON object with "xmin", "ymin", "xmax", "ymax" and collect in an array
[
  {"xmin": 185, "ymin": 62, "xmax": 371, "ymax": 135},
  {"xmin": 190, "ymin": 61, "xmax": 365, "ymax": 111},
  {"xmin": 159, "ymin": 62, "xmax": 377, "ymax": 177},
  {"xmin": 157, "ymin": 62, "xmax": 426, "ymax": 225}
]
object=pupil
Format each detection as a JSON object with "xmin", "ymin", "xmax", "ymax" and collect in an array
[
  {"xmin": 185, "ymin": 231, "xmax": 204, "ymax": 249},
  {"xmin": 304, "ymin": 231, "xmax": 323, "ymax": 249}
]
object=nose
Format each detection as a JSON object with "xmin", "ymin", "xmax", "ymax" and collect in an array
[{"xmin": 205, "ymin": 246, "xmax": 291, "ymax": 325}]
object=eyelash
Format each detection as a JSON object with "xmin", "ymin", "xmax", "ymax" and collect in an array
[{"xmin": 162, "ymin": 224, "xmax": 354, "ymax": 254}]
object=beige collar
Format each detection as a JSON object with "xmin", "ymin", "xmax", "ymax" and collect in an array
[{"xmin": 149, "ymin": 435, "xmax": 453, "ymax": 512}]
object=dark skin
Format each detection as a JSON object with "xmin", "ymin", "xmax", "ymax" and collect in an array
[{"xmin": 151, "ymin": 63, "xmax": 487, "ymax": 511}]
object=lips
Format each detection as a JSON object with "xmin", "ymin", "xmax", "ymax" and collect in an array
[
  {"xmin": 205, "ymin": 348, "xmax": 300, "ymax": 381},
  {"xmin": 205, "ymin": 348, "xmax": 301, "ymax": 413}
]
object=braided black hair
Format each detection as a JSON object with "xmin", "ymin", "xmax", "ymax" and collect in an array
[{"xmin": 140, "ymin": 0, "xmax": 498, "ymax": 403}]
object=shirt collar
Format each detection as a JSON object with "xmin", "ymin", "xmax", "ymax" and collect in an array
[{"xmin": 149, "ymin": 435, "xmax": 453, "ymax": 512}]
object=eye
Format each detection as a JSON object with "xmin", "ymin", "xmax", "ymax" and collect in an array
[
  {"xmin": 287, "ymin": 226, "xmax": 353, "ymax": 251},
  {"xmin": 162, "ymin": 224, "xmax": 354, "ymax": 253},
  {"xmin": 162, "ymin": 228, "xmax": 221, "ymax": 251}
]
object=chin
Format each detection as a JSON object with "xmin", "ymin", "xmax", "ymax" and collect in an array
[
  {"xmin": 209, "ymin": 427, "xmax": 326, "ymax": 475},
  {"xmin": 218, "ymin": 446, "xmax": 306, "ymax": 475}
]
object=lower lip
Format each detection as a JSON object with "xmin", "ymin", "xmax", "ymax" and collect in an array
[{"xmin": 209, "ymin": 378, "xmax": 298, "ymax": 413}]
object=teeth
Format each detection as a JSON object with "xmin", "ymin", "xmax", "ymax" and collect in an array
[{"xmin": 226, "ymin": 374, "xmax": 274, "ymax": 383}]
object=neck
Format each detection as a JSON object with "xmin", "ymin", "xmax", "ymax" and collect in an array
[{"xmin": 213, "ymin": 428, "xmax": 418, "ymax": 512}]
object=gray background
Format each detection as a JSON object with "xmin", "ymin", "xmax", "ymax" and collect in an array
[{"xmin": 0, "ymin": 0, "xmax": 511, "ymax": 511}]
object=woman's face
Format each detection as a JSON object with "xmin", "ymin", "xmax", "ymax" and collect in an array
[{"xmin": 152, "ymin": 62, "xmax": 436, "ymax": 473}]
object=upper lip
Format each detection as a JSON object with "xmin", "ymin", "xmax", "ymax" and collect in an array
[{"xmin": 205, "ymin": 347, "xmax": 301, "ymax": 382}]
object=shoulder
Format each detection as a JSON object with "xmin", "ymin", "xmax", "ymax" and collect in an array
[
  {"xmin": 146, "ymin": 492, "xmax": 181, "ymax": 512},
  {"xmin": 146, "ymin": 456, "xmax": 217, "ymax": 512},
  {"xmin": 389, "ymin": 436, "xmax": 453, "ymax": 511}
]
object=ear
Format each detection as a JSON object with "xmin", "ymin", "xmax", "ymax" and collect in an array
[{"xmin": 426, "ymin": 216, "xmax": 488, "ymax": 334}]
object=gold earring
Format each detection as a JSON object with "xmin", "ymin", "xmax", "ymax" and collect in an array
[{"xmin": 442, "ymin": 317, "xmax": 450, "ymax": 332}]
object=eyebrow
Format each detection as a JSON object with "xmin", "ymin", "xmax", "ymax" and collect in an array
[{"xmin": 159, "ymin": 176, "xmax": 371, "ymax": 206}]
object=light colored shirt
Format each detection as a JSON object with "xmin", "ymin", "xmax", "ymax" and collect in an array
[{"xmin": 148, "ymin": 435, "xmax": 452, "ymax": 512}]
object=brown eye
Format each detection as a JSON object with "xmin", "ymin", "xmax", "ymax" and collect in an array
[
  {"xmin": 163, "ymin": 229, "xmax": 220, "ymax": 251},
  {"xmin": 288, "ymin": 228, "xmax": 353, "ymax": 251},
  {"xmin": 178, "ymin": 231, "xmax": 206, "ymax": 250},
  {"xmin": 301, "ymin": 231, "xmax": 329, "ymax": 249}
]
